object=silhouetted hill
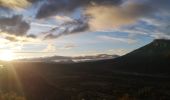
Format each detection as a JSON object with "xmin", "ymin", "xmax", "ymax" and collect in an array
[
  {"xmin": 124, "ymin": 39, "xmax": 170, "ymax": 57},
  {"xmin": 113, "ymin": 39, "xmax": 170, "ymax": 74}
]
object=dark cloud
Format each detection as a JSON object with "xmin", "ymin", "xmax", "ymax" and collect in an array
[
  {"xmin": 3, "ymin": 35, "xmax": 30, "ymax": 42},
  {"xmin": 64, "ymin": 44, "xmax": 77, "ymax": 49},
  {"xmin": 27, "ymin": 0, "xmax": 40, "ymax": 3},
  {"xmin": 0, "ymin": 15, "xmax": 30, "ymax": 36},
  {"xmin": 5, "ymin": 36, "xmax": 18, "ymax": 42},
  {"xmin": 36, "ymin": 0, "xmax": 122, "ymax": 19},
  {"xmin": 27, "ymin": 34, "xmax": 37, "ymax": 38},
  {"xmin": 149, "ymin": 0, "xmax": 170, "ymax": 11},
  {"xmin": 44, "ymin": 17, "xmax": 89, "ymax": 39}
]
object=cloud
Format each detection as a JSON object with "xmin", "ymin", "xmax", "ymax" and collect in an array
[
  {"xmin": 43, "ymin": 44, "xmax": 56, "ymax": 52},
  {"xmin": 0, "ymin": 32, "xmax": 36, "ymax": 42},
  {"xmin": 36, "ymin": 0, "xmax": 170, "ymax": 36},
  {"xmin": 26, "ymin": 34, "xmax": 37, "ymax": 38},
  {"xmin": 107, "ymin": 49, "xmax": 128, "ymax": 56},
  {"xmin": 97, "ymin": 35, "xmax": 137, "ymax": 44},
  {"xmin": 5, "ymin": 36, "xmax": 18, "ymax": 42},
  {"xmin": 84, "ymin": 0, "xmax": 170, "ymax": 39},
  {"xmin": 44, "ymin": 17, "xmax": 89, "ymax": 39},
  {"xmin": 62, "ymin": 44, "xmax": 77, "ymax": 50},
  {"xmin": 0, "ymin": 15, "xmax": 30, "ymax": 36},
  {"xmin": 33, "ymin": 0, "xmax": 156, "ymax": 38},
  {"xmin": 85, "ymin": 1, "xmax": 153, "ymax": 30},
  {"xmin": 0, "ymin": 0, "xmax": 30, "ymax": 9},
  {"xmin": 1, "ymin": 0, "xmax": 170, "ymax": 40},
  {"xmin": 149, "ymin": 0, "xmax": 170, "ymax": 12},
  {"xmin": 114, "ymin": 14, "xmax": 170, "ymax": 39},
  {"xmin": 36, "ymin": 0, "xmax": 153, "ymax": 28},
  {"xmin": 31, "ymin": 22, "xmax": 56, "ymax": 28},
  {"xmin": 36, "ymin": 0, "xmax": 122, "ymax": 19},
  {"xmin": 55, "ymin": 15, "xmax": 74, "ymax": 22},
  {"xmin": 27, "ymin": 0, "xmax": 40, "ymax": 3}
]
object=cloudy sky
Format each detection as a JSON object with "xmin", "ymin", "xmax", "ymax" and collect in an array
[{"xmin": 0, "ymin": 0, "xmax": 169, "ymax": 59}]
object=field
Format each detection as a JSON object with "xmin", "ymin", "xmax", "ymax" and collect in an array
[{"xmin": 0, "ymin": 61, "xmax": 170, "ymax": 100}]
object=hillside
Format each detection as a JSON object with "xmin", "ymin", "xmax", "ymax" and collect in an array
[{"xmin": 113, "ymin": 39, "xmax": 170, "ymax": 74}]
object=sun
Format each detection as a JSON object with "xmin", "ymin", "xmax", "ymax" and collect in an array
[{"xmin": 0, "ymin": 50, "xmax": 15, "ymax": 61}]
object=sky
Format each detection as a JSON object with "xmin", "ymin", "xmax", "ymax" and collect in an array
[{"xmin": 0, "ymin": 0, "xmax": 170, "ymax": 59}]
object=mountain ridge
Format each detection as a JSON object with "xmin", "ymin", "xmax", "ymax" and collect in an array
[{"xmin": 112, "ymin": 39, "xmax": 170, "ymax": 74}]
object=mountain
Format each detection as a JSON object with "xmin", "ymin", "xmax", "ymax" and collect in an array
[
  {"xmin": 16, "ymin": 54, "xmax": 119, "ymax": 63},
  {"xmin": 16, "ymin": 56, "xmax": 73, "ymax": 63},
  {"xmin": 122, "ymin": 39, "xmax": 170, "ymax": 57},
  {"xmin": 113, "ymin": 39, "xmax": 170, "ymax": 74},
  {"xmin": 72, "ymin": 54, "xmax": 119, "ymax": 62}
]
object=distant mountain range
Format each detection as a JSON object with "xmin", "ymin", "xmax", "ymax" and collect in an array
[{"xmin": 16, "ymin": 54, "xmax": 119, "ymax": 63}]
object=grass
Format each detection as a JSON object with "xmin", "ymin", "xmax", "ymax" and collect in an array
[{"xmin": 0, "ymin": 62, "xmax": 170, "ymax": 100}]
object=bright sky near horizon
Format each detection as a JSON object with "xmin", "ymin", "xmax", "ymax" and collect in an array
[{"xmin": 0, "ymin": 0, "xmax": 169, "ymax": 59}]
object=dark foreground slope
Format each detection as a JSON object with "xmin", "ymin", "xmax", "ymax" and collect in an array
[
  {"xmin": 0, "ymin": 39, "xmax": 170, "ymax": 100},
  {"xmin": 1, "ymin": 62, "xmax": 170, "ymax": 100},
  {"xmin": 113, "ymin": 39, "xmax": 170, "ymax": 74}
]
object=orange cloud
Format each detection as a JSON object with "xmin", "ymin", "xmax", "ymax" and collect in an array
[
  {"xmin": 0, "ymin": 0, "xmax": 30, "ymax": 9},
  {"xmin": 85, "ymin": 1, "xmax": 152, "ymax": 30}
]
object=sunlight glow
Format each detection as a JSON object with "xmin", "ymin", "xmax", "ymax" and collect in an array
[{"xmin": 0, "ymin": 50, "xmax": 15, "ymax": 61}]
